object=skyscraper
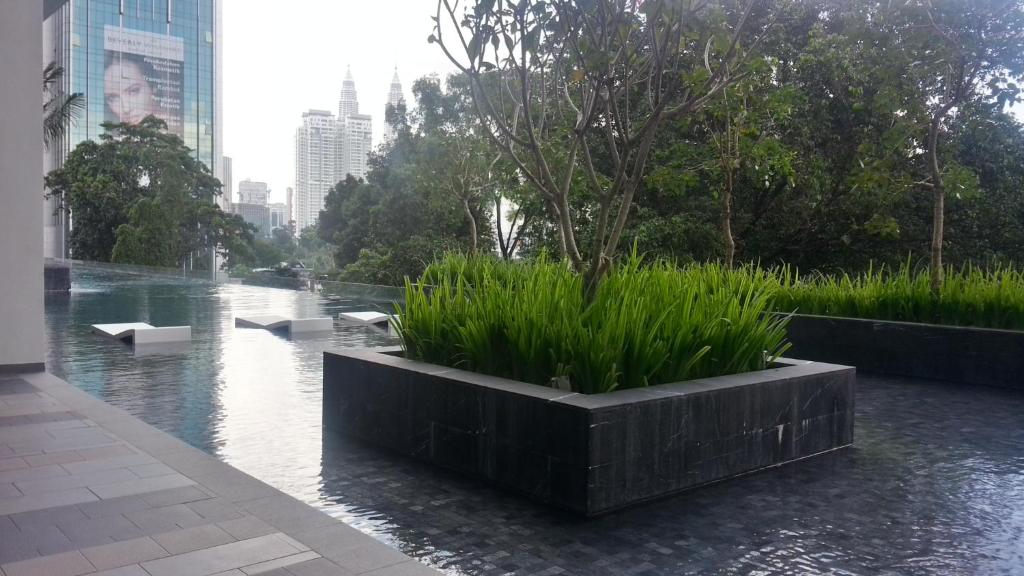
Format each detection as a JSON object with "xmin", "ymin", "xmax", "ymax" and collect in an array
[
  {"xmin": 286, "ymin": 187, "xmax": 294, "ymax": 228},
  {"xmin": 237, "ymin": 179, "xmax": 269, "ymax": 205},
  {"xmin": 336, "ymin": 66, "xmax": 372, "ymax": 181},
  {"xmin": 338, "ymin": 66, "xmax": 359, "ymax": 120},
  {"xmin": 43, "ymin": 0, "xmax": 223, "ymax": 259},
  {"xmin": 269, "ymin": 203, "xmax": 289, "ymax": 230},
  {"xmin": 384, "ymin": 67, "xmax": 405, "ymax": 144},
  {"xmin": 221, "ymin": 156, "xmax": 233, "ymax": 212},
  {"xmin": 294, "ymin": 110, "xmax": 338, "ymax": 232}
]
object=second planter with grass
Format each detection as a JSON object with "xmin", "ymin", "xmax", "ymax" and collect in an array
[{"xmin": 323, "ymin": 256, "xmax": 855, "ymax": 515}]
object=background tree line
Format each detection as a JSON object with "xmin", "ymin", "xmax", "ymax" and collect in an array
[
  {"xmin": 317, "ymin": 0, "xmax": 1024, "ymax": 287},
  {"xmin": 46, "ymin": 118, "xmax": 257, "ymax": 270}
]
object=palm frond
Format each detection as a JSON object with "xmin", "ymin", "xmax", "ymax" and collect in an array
[{"xmin": 43, "ymin": 92, "xmax": 85, "ymax": 149}]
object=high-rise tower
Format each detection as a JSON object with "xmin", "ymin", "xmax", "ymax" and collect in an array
[
  {"xmin": 338, "ymin": 66, "xmax": 359, "ymax": 120},
  {"xmin": 294, "ymin": 110, "xmax": 338, "ymax": 232},
  {"xmin": 384, "ymin": 67, "xmax": 405, "ymax": 144},
  {"xmin": 42, "ymin": 0, "xmax": 223, "ymax": 259},
  {"xmin": 336, "ymin": 66, "xmax": 372, "ymax": 181}
]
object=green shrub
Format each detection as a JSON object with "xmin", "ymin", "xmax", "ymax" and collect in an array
[
  {"xmin": 397, "ymin": 254, "xmax": 790, "ymax": 394},
  {"xmin": 773, "ymin": 261, "xmax": 1024, "ymax": 330}
]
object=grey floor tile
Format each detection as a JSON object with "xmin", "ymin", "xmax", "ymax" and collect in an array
[
  {"xmin": 77, "ymin": 494, "xmax": 151, "ymax": 519},
  {"xmin": 8, "ymin": 502, "xmax": 87, "ymax": 530},
  {"xmin": 140, "ymin": 533, "xmax": 304, "ymax": 576},
  {"xmin": 316, "ymin": 542, "xmax": 410, "ymax": 575},
  {"xmin": 15, "ymin": 467, "xmax": 137, "ymax": 495},
  {"xmin": 124, "ymin": 502, "xmax": 206, "ymax": 532},
  {"xmin": 153, "ymin": 523, "xmax": 237, "ymax": 555},
  {"xmin": 0, "ymin": 487, "xmax": 97, "ymax": 516},
  {"xmin": 279, "ymin": 557, "xmax": 356, "ymax": 576},
  {"xmin": 88, "ymin": 473, "xmax": 194, "ymax": 499},
  {"xmin": 138, "ymin": 485, "xmax": 213, "ymax": 508},
  {"xmin": 58, "ymin": 513, "xmax": 144, "ymax": 544},
  {"xmin": 61, "ymin": 453, "xmax": 154, "ymax": 476},
  {"xmin": 217, "ymin": 515, "xmax": 277, "ymax": 540},
  {"xmin": 91, "ymin": 565, "xmax": 150, "ymax": 576},
  {"xmin": 0, "ymin": 457, "xmax": 28, "ymax": 472},
  {"xmin": 0, "ymin": 549, "xmax": 95, "ymax": 576},
  {"xmin": 360, "ymin": 561, "xmax": 443, "ymax": 576},
  {"xmin": 186, "ymin": 497, "xmax": 245, "ymax": 522},
  {"xmin": 80, "ymin": 535, "xmax": 169, "ymax": 571},
  {"xmin": 240, "ymin": 551, "xmax": 321, "ymax": 575}
]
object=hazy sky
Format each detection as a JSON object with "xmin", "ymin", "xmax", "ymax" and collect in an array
[{"xmin": 222, "ymin": 0, "xmax": 457, "ymax": 204}]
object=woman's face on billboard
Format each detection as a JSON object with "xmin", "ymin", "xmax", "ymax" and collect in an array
[{"xmin": 104, "ymin": 59, "xmax": 156, "ymax": 125}]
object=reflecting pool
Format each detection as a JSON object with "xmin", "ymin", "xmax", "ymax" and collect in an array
[{"xmin": 45, "ymin": 263, "xmax": 1024, "ymax": 575}]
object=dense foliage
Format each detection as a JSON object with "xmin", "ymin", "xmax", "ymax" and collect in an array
[
  {"xmin": 399, "ymin": 254, "xmax": 790, "ymax": 394},
  {"xmin": 45, "ymin": 118, "xmax": 254, "ymax": 269},
  {"xmin": 316, "ymin": 77, "xmax": 526, "ymax": 284},
  {"xmin": 774, "ymin": 263, "xmax": 1024, "ymax": 330},
  {"xmin": 408, "ymin": 0, "xmax": 1024, "ymax": 290}
]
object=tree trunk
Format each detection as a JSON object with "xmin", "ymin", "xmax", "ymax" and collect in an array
[
  {"xmin": 722, "ymin": 171, "xmax": 735, "ymax": 268},
  {"xmin": 494, "ymin": 195, "xmax": 508, "ymax": 259},
  {"xmin": 462, "ymin": 197, "xmax": 478, "ymax": 255},
  {"xmin": 927, "ymin": 106, "xmax": 952, "ymax": 296}
]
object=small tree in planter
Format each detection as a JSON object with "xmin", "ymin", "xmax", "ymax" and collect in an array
[{"xmin": 430, "ymin": 0, "xmax": 768, "ymax": 293}]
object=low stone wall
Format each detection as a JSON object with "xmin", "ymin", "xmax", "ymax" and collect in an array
[
  {"xmin": 323, "ymin": 348, "xmax": 855, "ymax": 516},
  {"xmin": 783, "ymin": 313, "xmax": 1024, "ymax": 390}
]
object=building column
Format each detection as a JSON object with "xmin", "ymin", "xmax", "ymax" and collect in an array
[{"xmin": 0, "ymin": 1, "xmax": 45, "ymax": 369}]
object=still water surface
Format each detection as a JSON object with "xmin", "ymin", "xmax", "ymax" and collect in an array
[
  {"xmin": 44, "ymin": 263, "xmax": 1024, "ymax": 576},
  {"xmin": 44, "ymin": 265, "xmax": 396, "ymax": 517}
]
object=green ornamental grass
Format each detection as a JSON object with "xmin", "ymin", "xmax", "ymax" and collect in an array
[
  {"xmin": 773, "ymin": 261, "xmax": 1024, "ymax": 330},
  {"xmin": 397, "ymin": 254, "xmax": 791, "ymax": 394}
]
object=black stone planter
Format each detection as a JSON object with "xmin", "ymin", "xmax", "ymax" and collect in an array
[
  {"xmin": 323, "ymin": 348, "xmax": 855, "ymax": 516},
  {"xmin": 783, "ymin": 313, "xmax": 1024, "ymax": 391}
]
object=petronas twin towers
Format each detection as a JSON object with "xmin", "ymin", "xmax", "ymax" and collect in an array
[{"xmin": 293, "ymin": 66, "xmax": 405, "ymax": 231}]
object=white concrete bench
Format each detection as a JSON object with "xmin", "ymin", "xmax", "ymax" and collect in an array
[
  {"xmin": 339, "ymin": 311, "xmax": 393, "ymax": 328},
  {"xmin": 234, "ymin": 315, "xmax": 334, "ymax": 334},
  {"xmin": 91, "ymin": 323, "xmax": 192, "ymax": 345}
]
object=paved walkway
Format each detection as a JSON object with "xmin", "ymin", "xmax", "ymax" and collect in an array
[{"xmin": 0, "ymin": 371, "xmax": 440, "ymax": 576}]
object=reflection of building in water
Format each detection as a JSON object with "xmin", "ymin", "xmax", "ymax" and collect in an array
[
  {"xmin": 294, "ymin": 110, "xmax": 338, "ymax": 232},
  {"xmin": 43, "ymin": 0, "xmax": 224, "ymax": 259}
]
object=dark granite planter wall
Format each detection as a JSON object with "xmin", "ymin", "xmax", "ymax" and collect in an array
[
  {"xmin": 323, "ymin": 348, "xmax": 855, "ymax": 516},
  {"xmin": 783, "ymin": 313, "xmax": 1024, "ymax": 391}
]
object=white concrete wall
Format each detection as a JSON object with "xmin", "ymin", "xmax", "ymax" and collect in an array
[{"xmin": 0, "ymin": 1, "xmax": 45, "ymax": 367}]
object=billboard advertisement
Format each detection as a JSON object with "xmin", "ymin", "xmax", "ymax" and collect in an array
[{"xmin": 103, "ymin": 26, "xmax": 185, "ymax": 136}]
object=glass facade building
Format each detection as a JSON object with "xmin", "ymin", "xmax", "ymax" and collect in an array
[{"xmin": 43, "ymin": 0, "xmax": 223, "ymax": 258}]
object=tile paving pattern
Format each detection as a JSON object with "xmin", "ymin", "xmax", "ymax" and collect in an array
[
  {"xmin": 0, "ymin": 373, "xmax": 439, "ymax": 576},
  {"xmin": 314, "ymin": 375, "xmax": 1024, "ymax": 575}
]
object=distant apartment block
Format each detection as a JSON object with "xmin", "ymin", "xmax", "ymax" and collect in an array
[
  {"xmin": 269, "ymin": 203, "xmax": 289, "ymax": 230},
  {"xmin": 238, "ymin": 179, "xmax": 269, "ymax": 205},
  {"xmin": 294, "ymin": 110, "xmax": 338, "ymax": 232},
  {"xmin": 233, "ymin": 203, "xmax": 270, "ymax": 239}
]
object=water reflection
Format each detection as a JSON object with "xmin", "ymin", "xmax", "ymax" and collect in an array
[
  {"xmin": 44, "ymin": 264, "xmax": 1024, "ymax": 575},
  {"xmin": 44, "ymin": 263, "xmax": 394, "ymax": 487}
]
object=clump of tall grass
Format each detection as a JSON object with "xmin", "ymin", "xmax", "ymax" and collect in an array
[
  {"xmin": 773, "ymin": 261, "xmax": 1024, "ymax": 330},
  {"xmin": 397, "ymin": 254, "xmax": 790, "ymax": 394}
]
